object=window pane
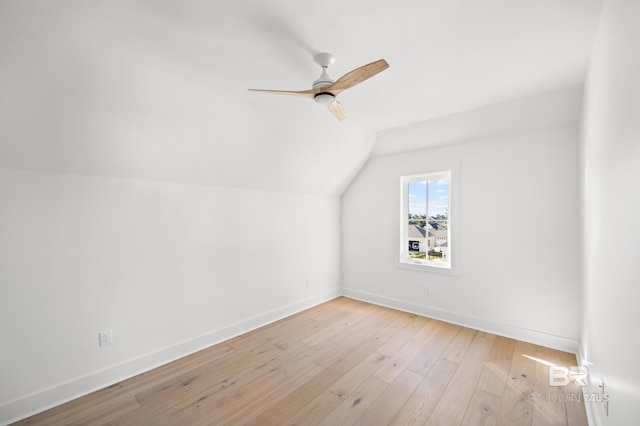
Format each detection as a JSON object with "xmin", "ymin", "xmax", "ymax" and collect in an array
[
  {"xmin": 408, "ymin": 180, "xmax": 426, "ymax": 217},
  {"xmin": 407, "ymin": 180, "xmax": 427, "ymax": 259},
  {"xmin": 426, "ymin": 178, "xmax": 448, "ymax": 263}
]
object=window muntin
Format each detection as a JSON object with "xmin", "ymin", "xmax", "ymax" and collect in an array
[{"xmin": 401, "ymin": 171, "xmax": 451, "ymax": 269}]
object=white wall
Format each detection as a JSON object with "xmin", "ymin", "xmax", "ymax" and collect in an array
[
  {"xmin": 580, "ymin": 0, "xmax": 640, "ymax": 424},
  {"xmin": 0, "ymin": 168, "xmax": 341, "ymax": 424},
  {"xmin": 373, "ymin": 85, "xmax": 584, "ymax": 158},
  {"xmin": 342, "ymin": 92, "xmax": 582, "ymax": 352}
]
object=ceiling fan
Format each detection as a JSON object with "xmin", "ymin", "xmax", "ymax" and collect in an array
[{"xmin": 249, "ymin": 53, "xmax": 389, "ymax": 121}]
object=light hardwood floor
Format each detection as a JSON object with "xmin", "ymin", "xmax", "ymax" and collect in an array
[{"xmin": 14, "ymin": 297, "xmax": 588, "ymax": 425}]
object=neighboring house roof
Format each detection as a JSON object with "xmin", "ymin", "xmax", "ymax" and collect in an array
[
  {"xmin": 428, "ymin": 229, "xmax": 447, "ymax": 237},
  {"xmin": 408, "ymin": 224, "xmax": 426, "ymax": 239}
]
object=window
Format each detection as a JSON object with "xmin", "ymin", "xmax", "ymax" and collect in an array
[{"xmin": 400, "ymin": 171, "xmax": 451, "ymax": 270}]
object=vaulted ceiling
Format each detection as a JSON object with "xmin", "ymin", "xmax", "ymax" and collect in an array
[{"xmin": 0, "ymin": 0, "xmax": 603, "ymax": 195}]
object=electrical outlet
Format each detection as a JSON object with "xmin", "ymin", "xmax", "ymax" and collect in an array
[
  {"xmin": 99, "ymin": 329, "xmax": 113, "ymax": 347},
  {"xmin": 425, "ymin": 285, "xmax": 432, "ymax": 294},
  {"xmin": 306, "ymin": 279, "xmax": 310, "ymax": 288}
]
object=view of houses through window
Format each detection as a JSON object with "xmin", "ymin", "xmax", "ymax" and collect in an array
[{"xmin": 401, "ymin": 172, "xmax": 451, "ymax": 268}]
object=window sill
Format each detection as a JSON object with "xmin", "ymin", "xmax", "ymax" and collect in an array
[{"xmin": 397, "ymin": 261, "xmax": 458, "ymax": 276}]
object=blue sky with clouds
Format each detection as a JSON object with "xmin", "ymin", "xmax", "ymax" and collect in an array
[{"xmin": 408, "ymin": 179, "xmax": 448, "ymax": 217}]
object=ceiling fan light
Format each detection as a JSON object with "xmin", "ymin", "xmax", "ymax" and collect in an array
[{"xmin": 314, "ymin": 92, "xmax": 335, "ymax": 105}]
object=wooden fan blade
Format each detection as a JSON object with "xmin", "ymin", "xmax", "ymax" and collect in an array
[
  {"xmin": 327, "ymin": 100, "xmax": 346, "ymax": 121},
  {"xmin": 247, "ymin": 88, "xmax": 317, "ymax": 99},
  {"xmin": 325, "ymin": 59, "xmax": 389, "ymax": 95}
]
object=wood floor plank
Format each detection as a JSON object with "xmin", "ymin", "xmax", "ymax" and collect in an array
[
  {"xmin": 328, "ymin": 304, "xmax": 396, "ymax": 346},
  {"xmin": 462, "ymin": 388, "xmax": 502, "ymax": 426},
  {"xmin": 226, "ymin": 297, "xmax": 354, "ymax": 351},
  {"xmin": 425, "ymin": 332, "xmax": 496, "ymax": 425},
  {"xmin": 133, "ymin": 343, "xmax": 281, "ymax": 407},
  {"xmin": 113, "ymin": 343, "xmax": 236, "ymax": 398},
  {"xmin": 213, "ymin": 361, "xmax": 324, "ymax": 425},
  {"xmin": 355, "ymin": 369, "xmax": 423, "ymax": 425},
  {"xmin": 328, "ymin": 351, "xmax": 388, "ymax": 398},
  {"xmin": 243, "ymin": 331, "xmax": 392, "ymax": 426},
  {"xmin": 378, "ymin": 311, "xmax": 422, "ymax": 337},
  {"xmin": 133, "ymin": 343, "xmax": 311, "ymax": 425},
  {"xmin": 497, "ymin": 340, "xmax": 537, "ymax": 426},
  {"xmin": 390, "ymin": 358, "xmax": 458, "ymax": 426},
  {"xmin": 11, "ymin": 298, "xmax": 587, "ymax": 426},
  {"xmin": 477, "ymin": 335, "xmax": 516, "ymax": 397},
  {"xmin": 442, "ymin": 326, "xmax": 479, "ymax": 363},
  {"xmin": 373, "ymin": 319, "xmax": 444, "ymax": 384},
  {"xmin": 406, "ymin": 321, "xmax": 459, "ymax": 376},
  {"xmin": 318, "ymin": 376, "xmax": 388, "ymax": 426},
  {"xmin": 376, "ymin": 314, "xmax": 431, "ymax": 357},
  {"xmin": 532, "ymin": 345, "xmax": 568, "ymax": 426},
  {"xmin": 307, "ymin": 338, "xmax": 350, "ymax": 368},
  {"xmin": 271, "ymin": 301, "xmax": 355, "ymax": 351},
  {"xmin": 109, "ymin": 343, "xmax": 304, "ymax": 425},
  {"xmin": 302, "ymin": 301, "xmax": 381, "ymax": 347},
  {"xmin": 19, "ymin": 395, "xmax": 140, "ymax": 426},
  {"xmin": 282, "ymin": 390, "xmax": 344, "ymax": 426}
]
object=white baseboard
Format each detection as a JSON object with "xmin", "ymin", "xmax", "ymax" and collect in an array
[
  {"xmin": 577, "ymin": 345, "xmax": 602, "ymax": 426},
  {"xmin": 0, "ymin": 289, "xmax": 341, "ymax": 426},
  {"xmin": 341, "ymin": 288, "xmax": 580, "ymax": 354}
]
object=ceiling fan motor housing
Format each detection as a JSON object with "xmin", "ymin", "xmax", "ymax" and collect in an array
[
  {"xmin": 312, "ymin": 70, "xmax": 334, "ymax": 89},
  {"xmin": 312, "ymin": 54, "xmax": 335, "ymax": 104},
  {"xmin": 312, "ymin": 53, "xmax": 336, "ymax": 104}
]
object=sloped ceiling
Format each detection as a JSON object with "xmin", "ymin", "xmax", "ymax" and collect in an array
[{"xmin": 0, "ymin": 0, "xmax": 603, "ymax": 195}]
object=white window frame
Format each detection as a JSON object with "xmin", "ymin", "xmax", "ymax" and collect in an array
[{"xmin": 399, "ymin": 167, "xmax": 458, "ymax": 275}]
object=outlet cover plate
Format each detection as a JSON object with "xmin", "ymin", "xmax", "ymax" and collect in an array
[{"xmin": 99, "ymin": 329, "xmax": 113, "ymax": 347}]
